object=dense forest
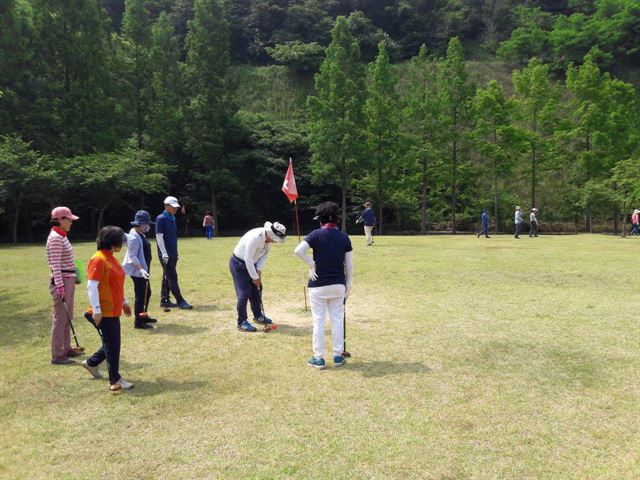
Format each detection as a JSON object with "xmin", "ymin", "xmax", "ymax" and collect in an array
[{"xmin": 1, "ymin": 0, "xmax": 639, "ymax": 242}]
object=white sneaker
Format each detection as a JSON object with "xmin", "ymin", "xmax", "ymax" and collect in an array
[
  {"xmin": 82, "ymin": 359, "xmax": 102, "ymax": 379},
  {"xmin": 115, "ymin": 377, "xmax": 134, "ymax": 390}
]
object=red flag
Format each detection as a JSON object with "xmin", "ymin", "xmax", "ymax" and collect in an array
[{"xmin": 282, "ymin": 158, "xmax": 298, "ymax": 203}]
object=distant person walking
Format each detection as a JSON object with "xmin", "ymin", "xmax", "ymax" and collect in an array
[
  {"xmin": 514, "ymin": 206, "xmax": 523, "ymax": 239},
  {"xmin": 202, "ymin": 212, "xmax": 215, "ymax": 240},
  {"xmin": 123, "ymin": 210, "xmax": 156, "ymax": 329},
  {"xmin": 82, "ymin": 226, "xmax": 134, "ymax": 392},
  {"xmin": 631, "ymin": 209, "xmax": 639, "ymax": 236},
  {"xmin": 156, "ymin": 196, "xmax": 192, "ymax": 311},
  {"xmin": 529, "ymin": 208, "xmax": 539, "ymax": 237},
  {"xmin": 230, "ymin": 221, "xmax": 287, "ymax": 332},
  {"xmin": 477, "ymin": 208, "xmax": 490, "ymax": 238},
  {"xmin": 356, "ymin": 201, "xmax": 376, "ymax": 246},
  {"xmin": 46, "ymin": 206, "xmax": 81, "ymax": 365},
  {"xmin": 295, "ymin": 202, "xmax": 353, "ymax": 369}
]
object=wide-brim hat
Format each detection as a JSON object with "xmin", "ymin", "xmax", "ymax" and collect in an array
[
  {"xmin": 634, "ymin": 209, "xmax": 640, "ymax": 214},
  {"xmin": 532, "ymin": 208, "xmax": 538, "ymax": 212},
  {"xmin": 131, "ymin": 210, "xmax": 154, "ymax": 226},
  {"xmin": 516, "ymin": 206, "xmax": 521, "ymax": 210},
  {"xmin": 363, "ymin": 201, "xmax": 371, "ymax": 207},
  {"xmin": 264, "ymin": 221, "xmax": 286, "ymax": 243}
]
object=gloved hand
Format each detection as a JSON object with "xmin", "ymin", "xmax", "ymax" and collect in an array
[
  {"xmin": 162, "ymin": 254, "xmax": 169, "ymax": 264},
  {"xmin": 308, "ymin": 265, "xmax": 318, "ymax": 281},
  {"xmin": 140, "ymin": 269, "xmax": 150, "ymax": 280},
  {"xmin": 56, "ymin": 286, "xmax": 65, "ymax": 299}
]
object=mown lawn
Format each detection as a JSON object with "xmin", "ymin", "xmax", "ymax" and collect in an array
[{"xmin": 0, "ymin": 234, "xmax": 638, "ymax": 479}]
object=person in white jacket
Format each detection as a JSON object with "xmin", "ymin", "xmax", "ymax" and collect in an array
[
  {"xmin": 230, "ymin": 221, "xmax": 286, "ymax": 332},
  {"xmin": 294, "ymin": 202, "xmax": 353, "ymax": 370}
]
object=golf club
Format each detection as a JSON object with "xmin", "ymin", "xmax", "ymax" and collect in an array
[
  {"xmin": 61, "ymin": 297, "xmax": 85, "ymax": 353},
  {"xmin": 342, "ymin": 298, "xmax": 351, "ymax": 357},
  {"xmin": 258, "ymin": 283, "xmax": 277, "ymax": 332},
  {"xmin": 139, "ymin": 278, "xmax": 150, "ymax": 319}
]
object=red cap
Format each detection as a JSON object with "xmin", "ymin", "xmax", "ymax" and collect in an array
[{"xmin": 51, "ymin": 206, "xmax": 79, "ymax": 220}]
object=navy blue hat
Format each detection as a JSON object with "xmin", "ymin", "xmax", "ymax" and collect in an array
[{"xmin": 131, "ymin": 210, "xmax": 154, "ymax": 226}]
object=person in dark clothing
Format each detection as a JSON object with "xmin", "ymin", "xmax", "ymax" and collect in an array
[
  {"xmin": 477, "ymin": 209, "xmax": 490, "ymax": 238},
  {"xmin": 123, "ymin": 210, "xmax": 157, "ymax": 329},
  {"xmin": 156, "ymin": 196, "xmax": 192, "ymax": 310},
  {"xmin": 356, "ymin": 201, "xmax": 376, "ymax": 246}
]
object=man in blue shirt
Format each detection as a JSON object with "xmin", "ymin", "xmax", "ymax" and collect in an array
[
  {"xmin": 295, "ymin": 202, "xmax": 353, "ymax": 369},
  {"xmin": 156, "ymin": 196, "xmax": 192, "ymax": 310},
  {"xmin": 356, "ymin": 201, "xmax": 376, "ymax": 246},
  {"xmin": 477, "ymin": 208, "xmax": 490, "ymax": 238}
]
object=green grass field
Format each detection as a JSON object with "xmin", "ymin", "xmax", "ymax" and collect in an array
[{"xmin": 1, "ymin": 234, "xmax": 638, "ymax": 479}]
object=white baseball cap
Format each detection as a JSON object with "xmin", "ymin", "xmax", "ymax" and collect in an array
[{"xmin": 163, "ymin": 196, "xmax": 181, "ymax": 208}]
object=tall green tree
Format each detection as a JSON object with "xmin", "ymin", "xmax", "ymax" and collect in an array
[
  {"xmin": 148, "ymin": 12, "xmax": 183, "ymax": 158},
  {"xmin": 184, "ymin": 0, "xmax": 236, "ymax": 227},
  {"xmin": 402, "ymin": 44, "xmax": 445, "ymax": 234},
  {"xmin": 362, "ymin": 41, "xmax": 400, "ymax": 234},
  {"xmin": 31, "ymin": 0, "xmax": 117, "ymax": 155},
  {"xmin": 513, "ymin": 57, "xmax": 558, "ymax": 210},
  {"xmin": 472, "ymin": 80, "xmax": 522, "ymax": 234},
  {"xmin": 441, "ymin": 37, "xmax": 474, "ymax": 233},
  {"xmin": 122, "ymin": 0, "xmax": 152, "ymax": 148},
  {"xmin": 0, "ymin": 135, "xmax": 57, "ymax": 244},
  {"xmin": 307, "ymin": 16, "xmax": 366, "ymax": 231}
]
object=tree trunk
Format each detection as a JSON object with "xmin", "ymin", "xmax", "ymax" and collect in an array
[
  {"xmin": 377, "ymin": 154, "xmax": 383, "ymax": 235},
  {"xmin": 621, "ymin": 213, "xmax": 627, "ymax": 238},
  {"xmin": 210, "ymin": 184, "xmax": 218, "ymax": 234},
  {"xmin": 531, "ymin": 143, "xmax": 536, "ymax": 208},
  {"xmin": 420, "ymin": 156, "xmax": 428, "ymax": 235},
  {"xmin": 612, "ymin": 181, "xmax": 619, "ymax": 235},
  {"xmin": 12, "ymin": 194, "xmax": 22, "ymax": 244},
  {"xmin": 451, "ymin": 138, "xmax": 457, "ymax": 234},
  {"xmin": 97, "ymin": 207, "xmax": 107, "ymax": 232},
  {"xmin": 340, "ymin": 157, "xmax": 347, "ymax": 232},
  {"xmin": 586, "ymin": 204, "xmax": 592, "ymax": 233},
  {"xmin": 493, "ymin": 157, "xmax": 499, "ymax": 235}
]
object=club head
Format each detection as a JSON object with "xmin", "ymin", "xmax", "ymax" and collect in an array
[
  {"xmin": 109, "ymin": 384, "xmax": 122, "ymax": 394},
  {"xmin": 138, "ymin": 312, "xmax": 148, "ymax": 318},
  {"xmin": 72, "ymin": 346, "xmax": 86, "ymax": 353},
  {"xmin": 263, "ymin": 324, "xmax": 278, "ymax": 332},
  {"xmin": 342, "ymin": 351, "xmax": 351, "ymax": 358}
]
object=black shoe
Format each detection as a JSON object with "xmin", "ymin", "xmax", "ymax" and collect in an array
[
  {"xmin": 160, "ymin": 300, "xmax": 178, "ymax": 308},
  {"xmin": 134, "ymin": 322, "xmax": 154, "ymax": 329},
  {"xmin": 178, "ymin": 301, "xmax": 193, "ymax": 310},
  {"xmin": 143, "ymin": 317, "xmax": 158, "ymax": 323}
]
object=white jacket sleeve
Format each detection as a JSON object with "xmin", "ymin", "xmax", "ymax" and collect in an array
[
  {"xmin": 294, "ymin": 241, "xmax": 314, "ymax": 268},
  {"xmin": 87, "ymin": 280, "xmax": 101, "ymax": 314},
  {"xmin": 244, "ymin": 234, "xmax": 262, "ymax": 280},
  {"xmin": 156, "ymin": 233, "xmax": 168, "ymax": 258},
  {"xmin": 344, "ymin": 251, "xmax": 353, "ymax": 288}
]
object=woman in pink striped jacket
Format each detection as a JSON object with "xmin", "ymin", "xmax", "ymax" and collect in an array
[{"xmin": 46, "ymin": 206, "xmax": 80, "ymax": 365}]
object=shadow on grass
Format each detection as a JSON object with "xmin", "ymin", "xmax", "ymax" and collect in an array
[
  {"xmin": 0, "ymin": 289, "xmax": 51, "ymax": 348},
  {"xmin": 273, "ymin": 323, "xmax": 312, "ymax": 337},
  {"xmin": 346, "ymin": 360, "xmax": 432, "ymax": 378},
  {"xmin": 153, "ymin": 322, "xmax": 208, "ymax": 336},
  {"xmin": 127, "ymin": 378, "xmax": 208, "ymax": 397}
]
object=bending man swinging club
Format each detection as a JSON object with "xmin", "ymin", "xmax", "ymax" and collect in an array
[
  {"xmin": 294, "ymin": 202, "xmax": 353, "ymax": 369},
  {"xmin": 230, "ymin": 221, "xmax": 287, "ymax": 332}
]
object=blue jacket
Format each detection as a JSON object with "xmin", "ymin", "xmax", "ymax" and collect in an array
[
  {"xmin": 359, "ymin": 208, "xmax": 376, "ymax": 227},
  {"xmin": 123, "ymin": 228, "xmax": 148, "ymax": 277},
  {"xmin": 481, "ymin": 212, "xmax": 489, "ymax": 225}
]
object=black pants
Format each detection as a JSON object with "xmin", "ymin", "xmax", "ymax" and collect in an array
[
  {"xmin": 131, "ymin": 276, "xmax": 151, "ymax": 323},
  {"xmin": 529, "ymin": 222, "xmax": 538, "ymax": 236},
  {"xmin": 85, "ymin": 314, "xmax": 121, "ymax": 384},
  {"xmin": 160, "ymin": 256, "xmax": 184, "ymax": 304}
]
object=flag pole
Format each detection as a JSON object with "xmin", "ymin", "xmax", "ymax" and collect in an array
[{"xmin": 294, "ymin": 199, "xmax": 308, "ymax": 311}]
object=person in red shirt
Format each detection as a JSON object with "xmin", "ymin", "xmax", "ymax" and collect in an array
[{"xmin": 82, "ymin": 226, "xmax": 134, "ymax": 392}]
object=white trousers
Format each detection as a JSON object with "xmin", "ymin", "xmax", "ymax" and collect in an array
[
  {"xmin": 364, "ymin": 226, "xmax": 373, "ymax": 245},
  {"xmin": 309, "ymin": 284, "xmax": 345, "ymax": 359}
]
